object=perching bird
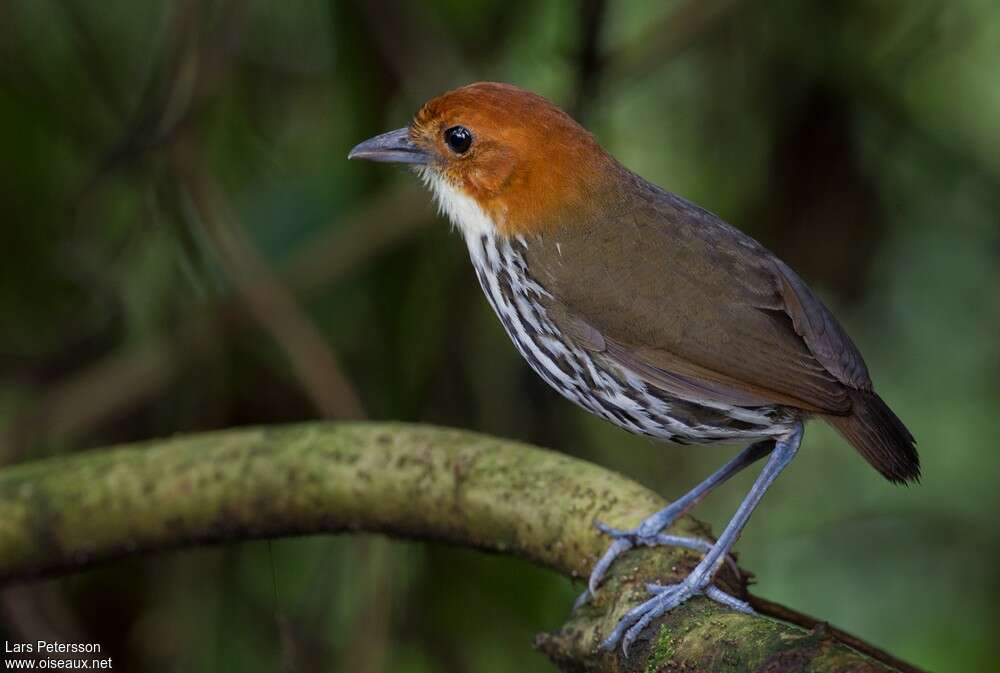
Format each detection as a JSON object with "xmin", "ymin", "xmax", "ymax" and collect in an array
[{"xmin": 349, "ymin": 82, "xmax": 918, "ymax": 654}]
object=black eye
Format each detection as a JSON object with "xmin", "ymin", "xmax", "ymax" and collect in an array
[{"xmin": 443, "ymin": 125, "xmax": 473, "ymax": 154}]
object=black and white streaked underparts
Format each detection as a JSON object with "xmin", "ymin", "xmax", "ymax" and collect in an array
[{"xmin": 418, "ymin": 164, "xmax": 797, "ymax": 444}]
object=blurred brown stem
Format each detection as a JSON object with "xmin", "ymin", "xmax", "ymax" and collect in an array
[
  {"xmin": 0, "ymin": 180, "xmax": 430, "ymax": 457},
  {"xmin": 0, "ymin": 422, "xmax": 922, "ymax": 673},
  {"xmin": 171, "ymin": 140, "xmax": 365, "ymax": 420}
]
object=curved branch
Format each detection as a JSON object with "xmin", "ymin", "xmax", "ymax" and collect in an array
[{"xmin": 0, "ymin": 423, "xmax": 917, "ymax": 672}]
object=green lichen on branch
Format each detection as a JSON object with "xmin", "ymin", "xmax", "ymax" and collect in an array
[
  {"xmin": 645, "ymin": 625, "xmax": 675, "ymax": 673},
  {"xmin": 0, "ymin": 422, "xmax": 907, "ymax": 672}
]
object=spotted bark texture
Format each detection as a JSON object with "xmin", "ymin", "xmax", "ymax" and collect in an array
[{"xmin": 0, "ymin": 422, "xmax": 906, "ymax": 672}]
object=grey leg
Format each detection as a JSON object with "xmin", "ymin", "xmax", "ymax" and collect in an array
[
  {"xmin": 601, "ymin": 423, "xmax": 803, "ymax": 655},
  {"xmin": 583, "ymin": 439, "xmax": 775, "ymax": 598}
]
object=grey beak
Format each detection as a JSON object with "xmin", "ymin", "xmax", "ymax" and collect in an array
[{"xmin": 348, "ymin": 127, "xmax": 429, "ymax": 164}]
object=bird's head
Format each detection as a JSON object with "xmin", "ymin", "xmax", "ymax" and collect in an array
[{"xmin": 349, "ymin": 82, "xmax": 619, "ymax": 239}]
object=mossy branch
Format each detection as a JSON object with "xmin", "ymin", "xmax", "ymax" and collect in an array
[{"xmin": 0, "ymin": 422, "xmax": 918, "ymax": 672}]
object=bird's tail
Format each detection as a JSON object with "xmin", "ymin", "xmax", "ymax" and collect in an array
[{"xmin": 823, "ymin": 390, "xmax": 919, "ymax": 484}]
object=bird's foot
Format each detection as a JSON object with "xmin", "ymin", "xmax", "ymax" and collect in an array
[
  {"xmin": 588, "ymin": 520, "xmax": 712, "ymax": 592},
  {"xmin": 574, "ymin": 518, "xmax": 737, "ymax": 610},
  {"xmin": 602, "ymin": 573, "xmax": 753, "ymax": 655}
]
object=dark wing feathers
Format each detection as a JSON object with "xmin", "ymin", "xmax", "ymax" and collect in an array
[{"xmin": 771, "ymin": 258, "xmax": 872, "ymax": 391}]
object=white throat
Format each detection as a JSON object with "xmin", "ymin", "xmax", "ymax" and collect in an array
[{"xmin": 418, "ymin": 168, "xmax": 498, "ymax": 242}]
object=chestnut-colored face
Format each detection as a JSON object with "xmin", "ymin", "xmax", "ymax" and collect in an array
[
  {"xmin": 408, "ymin": 83, "xmax": 613, "ymax": 232},
  {"xmin": 349, "ymin": 82, "xmax": 618, "ymax": 237},
  {"xmin": 410, "ymin": 84, "xmax": 533, "ymax": 198}
]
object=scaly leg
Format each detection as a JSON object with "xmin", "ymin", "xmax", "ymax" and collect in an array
[
  {"xmin": 602, "ymin": 422, "xmax": 803, "ymax": 655},
  {"xmin": 579, "ymin": 438, "xmax": 775, "ymax": 607}
]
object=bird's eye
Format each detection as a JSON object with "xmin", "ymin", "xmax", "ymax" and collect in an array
[{"xmin": 443, "ymin": 126, "xmax": 473, "ymax": 154}]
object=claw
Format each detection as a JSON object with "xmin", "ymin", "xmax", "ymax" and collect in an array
[
  {"xmin": 705, "ymin": 585, "xmax": 753, "ymax": 613},
  {"xmin": 601, "ymin": 578, "xmax": 753, "ymax": 654},
  {"xmin": 594, "ymin": 521, "xmax": 621, "ymax": 536},
  {"xmin": 587, "ymin": 536, "xmax": 631, "ymax": 595},
  {"xmin": 581, "ymin": 518, "xmax": 740, "ymax": 602}
]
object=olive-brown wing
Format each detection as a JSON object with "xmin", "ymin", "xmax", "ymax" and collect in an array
[{"xmin": 526, "ymin": 194, "xmax": 868, "ymax": 414}]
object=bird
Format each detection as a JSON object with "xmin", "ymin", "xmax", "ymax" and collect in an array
[{"xmin": 348, "ymin": 82, "xmax": 918, "ymax": 654}]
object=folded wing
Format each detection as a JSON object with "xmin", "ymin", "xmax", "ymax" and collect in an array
[{"xmin": 525, "ymin": 187, "xmax": 918, "ymax": 481}]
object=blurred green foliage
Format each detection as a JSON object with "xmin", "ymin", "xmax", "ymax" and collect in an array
[{"xmin": 1, "ymin": 1, "xmax": 999, "ymax": 671}]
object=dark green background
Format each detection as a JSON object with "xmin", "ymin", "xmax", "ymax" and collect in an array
[{"xmin": 2, "ymin": 1, "xmax": 997, "ymax": 671}]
